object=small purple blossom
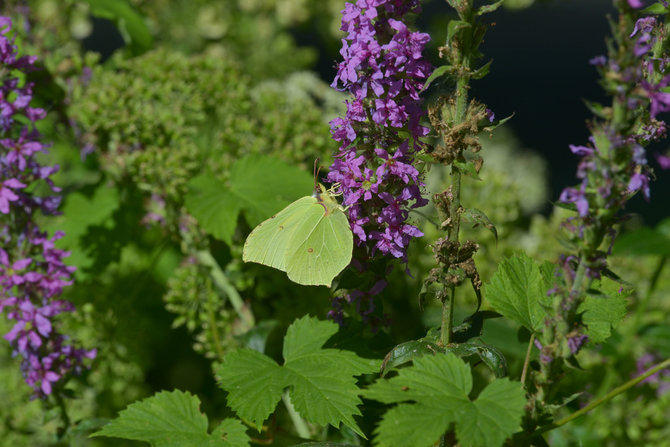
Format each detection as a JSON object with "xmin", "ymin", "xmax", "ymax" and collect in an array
[
  {"xmin": 1, "ymin": 16, "xmax": 94, "ymax": 398},
  {"xmin": 328, "ymin": 0, "xmax": 431, "ymax": 263}
]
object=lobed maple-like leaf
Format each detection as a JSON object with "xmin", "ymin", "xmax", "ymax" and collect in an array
[
  {"xmin": 364, "ymin": 353, "xmax": 526, "ymax": 447},
  {"xmin": 217, "ymin": 316, "xmax": 379, "ymax": 437}
]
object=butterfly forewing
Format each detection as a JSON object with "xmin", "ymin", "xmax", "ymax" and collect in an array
[
  {"xmin": 286, "ymin": 202, "xmax": 353, "ymax": 286},
  {"xmin": 242, "ymin": 196, "xmax": 317, "ymax": 272}
]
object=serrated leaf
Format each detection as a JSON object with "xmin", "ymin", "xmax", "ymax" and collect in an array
[
  {"xmin": 217, "ymin": 349, "xmax": 287, "ymax": 430},
  {"xmin": 211, "ymin": 419, "xmax": 251, "ymax": 447},
  {"xmin": 91, "ymin": 390, "xmax": 248, "ymax": 446},
  {"xmin": 456, "ymin": 379, "xmax": 527, "ymax": 447},
  {"xmin": 578, "ymin": 294, "xmax": 627, "ymax": 343},
  {"xmin": 217, "ymin": 316, "xmax": 380, "ymax": 437},
  {"xmin": 485, "ymin": 254, "xmax": 548, "ymax": 331},
  {"xmin": 185, "ymin": 176, "xmax": 241, "ymax": 245},
  {"xmin": 364, "ymin": 354, "xmax": 525, "ymax": 447}
]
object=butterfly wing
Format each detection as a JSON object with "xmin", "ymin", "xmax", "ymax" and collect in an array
[
  {"xmin": 285, "ymin": 201, "xmax": 353, "ymax": 286},
  {"xmin": 242, "ymin": 196, "xmax": 317, "ymax": 272}
]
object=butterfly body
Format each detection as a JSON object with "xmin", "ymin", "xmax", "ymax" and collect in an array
[{"xmin": 242, "ymin": 186, "xmax": 353, "ymax": 286}]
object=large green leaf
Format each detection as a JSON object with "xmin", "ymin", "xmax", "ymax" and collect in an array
[
  {"xmin": 485, "ymin": 254, "xmax": 549, "ymax": 331},
  {"xmin": 364, "ymin": 354, "xmax": 525, "ymax": 447},
  {"xmin": 217, "ymin": 316, "xmax": 379, "ymax": 436},
  {"xmin": 91, "ymin": 390, "xmax": 249, "ymax": 447},
  {"xmin": 578, "ymin": 294, "xmax": 627, "ymax": 343},
  {"xmin": 185, "ymin": 155, "xmax": 313, "ymax": 244}
]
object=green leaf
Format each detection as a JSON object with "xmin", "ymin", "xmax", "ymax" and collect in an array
[
  {"xmin": 447, "ymin": 342, "xmax": 508, "ymax": 378},
  {"xmin": 462, "ymin": 208, "xmax": 497, "ymax": 242},
  {"xmin": 613, "ymin": 227, "xmax": 670, "ymax": 256},
  {"xmin": 476, "ymin": 0, "xmax": 506, "ymax": 15},
  {"xmin": 186, "ymin": 155, "xmax": 313, "ymax": 243},
  {"xmin": 485, "ymin": 254, "xmax": 548, "ymax": 331},
  {"xmin": 380, "ymin": 340, "xmax": 441, "ymax": 376},
  {"xmin": 185, "ymin": 176, "xmax": 241, "ymax": 245},
  {"xmin": 471, "ymin": 59, "xmax": 493, "ymax": 80},
  {"xmin": 447, "ymin": 20, "xmax": 471, "ymax": 43},
  {"xmin": 81, "ymin": 0, "xmax": 152, "ymax": 55},
  {"xmin": 91, "ymin": 390, "xmax": 249, "ymax": 447},
  {"xmin": 43, "ymin": 184, "xmax": 120, "ymax": 277},
  {"xmin": 212, "ymin": 419, "xmax": 252, "ymax": 447},
  {"xmin": 578, "ymin": 294, "xmax": 627, "ymax": 343},
  {"xmin": 453, "ymin": 160, "xmax": 482, "ymax": 180},
  {"xmin": 217, "ymin": 349, "xmax": 287, "ymax": 430},
  {"xmin": 364, "ymin": 354, "xmax": 525, "ymax": 447},
  {"xmin": 217, "ymin": 316, "xmax": 379, "ymax": 436},
  {"xmin": 229, "ymin": 155, "xmax": 313, "ymax": 226},
  {"xmin": 641, "ymin": 3, "xmax": 669, "ymax": 14},
  {"xmin": 423, "ymin": 65, "xmax": 452, "ymax": 91}
]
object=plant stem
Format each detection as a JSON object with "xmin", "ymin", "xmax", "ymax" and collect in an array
[
  {"xmin": 196, "ymin": 249, "xmax": 255, "ymax": 329},
  {"xmin": 536, "ymin": 357, "xmax": 670, "ymax": 435},
  {"xmin": 282, "ymin": 391, "xmax": 311, "ymax": 439},
  {"xmin": 54, "ymin": 392, "xmax": 71, "ymax": 439},
  {"xmin": 521, "ymin": 333, "xmax": 535, "ymax": 386}
]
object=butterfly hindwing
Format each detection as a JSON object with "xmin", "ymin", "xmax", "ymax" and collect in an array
[{"xmin": 286, "ymin": 201, "xmax": 353, "ymax": 286}]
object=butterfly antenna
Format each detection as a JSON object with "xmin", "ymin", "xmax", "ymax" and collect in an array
[{"xmin": 313, "ymin": 158, "xmax": 321, "ymax": 192}]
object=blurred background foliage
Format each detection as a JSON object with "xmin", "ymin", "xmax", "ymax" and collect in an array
[{"xmin": 1, "ymin": 0, "xmax": 669, "ymax": 445}]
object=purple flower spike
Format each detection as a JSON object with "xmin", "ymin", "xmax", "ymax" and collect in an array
[
  {"xmin": 1, "ymin": 16, "xmax": 95, "ymax": 398},
  {"xmin": 328, "ymin": 0, "xmax": 431, "ymax": 263}
]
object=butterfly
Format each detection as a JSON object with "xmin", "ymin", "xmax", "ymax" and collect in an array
[{"xmin": 242, "ymin": 184, "xmax": 353, "ymax": 286}]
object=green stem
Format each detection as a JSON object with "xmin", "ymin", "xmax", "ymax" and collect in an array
[
  {"xmin": 195, "ymin": 249, "xmax": 255, "ymax": 330},
  {"xmin": 521, "ymin": 333, "xmax": 535, "ymax": 386},
  {"xmin": 536, "ymin": 358, "xmax": 670, "ymax": 435},
  {"xmin": 282, "ymin": 391, "xmax": 311, "ymax": 439},
  {"xmin": 205, "ymin": 279, "xmax": 226, "ymax": 361}
]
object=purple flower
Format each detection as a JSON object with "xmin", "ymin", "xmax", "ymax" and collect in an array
[
  {"xmin": 627, "ymin": 0, "xmax": 644, "ymax": 7},
  {"xmin": 0, "ymin": 178, "xmax": 26, "ymax": 213},
  {"xmin": 655, "ymin": 153, "xmax": 670, "ymax": 169},
  {"xmin": 328, "ymin": 0, "xmax": 430, "ymax": 263},
  {"xmin": 1, "ymin": 16, "xmax": 95, "ymax": 398}
]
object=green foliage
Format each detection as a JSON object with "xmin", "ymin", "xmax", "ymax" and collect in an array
[
  {"xmin": 217, "ymin": 316, "xmax": 379, "ymax": 436},
  {"xmin": 185, "ymin": 155, "xmax": 313, "ymax": 244},
  {"xmin": 485, "ymin": 253, "xmax": 552, "ymax": 332},
  {"xmin": 578, "ymin": 294, "xmax": 628, "ymax": 344},
  {"xmin": 364, "ymin": 353, "xmax": 526, "ymax": 447},
  {"xmin": 92, "ymin": 389, "xmax": 250, "ymax": 446}
]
